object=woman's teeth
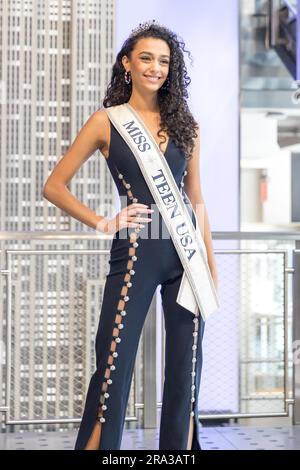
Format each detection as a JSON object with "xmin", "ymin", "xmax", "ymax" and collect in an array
[{"xmin": 144, "ymin": 75, "xmax": 160, "ymax": 82}]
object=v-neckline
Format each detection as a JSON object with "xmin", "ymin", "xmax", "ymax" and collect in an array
[{"xmin": 126, "ymin": 102, "xmax": 171, "ymax": 157}]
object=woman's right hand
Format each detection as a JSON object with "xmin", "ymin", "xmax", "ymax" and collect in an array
[{"xmin": 96, "ymin": 203, "xmax": 154, "ymax": 235}]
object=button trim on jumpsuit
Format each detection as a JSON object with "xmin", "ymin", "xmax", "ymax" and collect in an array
[{"xmin": 96, "ymin": 169, "xmax": 142, "ymax": 428}]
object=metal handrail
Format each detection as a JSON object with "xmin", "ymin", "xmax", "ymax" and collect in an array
[
  {"xmin": 0, "ymin": 231, "xmax": 299, "ymax": 426},
  {"xmin": 0, "ymin": 230, "xmax": 300, "ymax": 240}
]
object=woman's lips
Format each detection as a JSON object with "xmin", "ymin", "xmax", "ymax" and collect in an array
[{"xmin": 144, "ymin": 75, "xmax": 161, "ymax": 82}]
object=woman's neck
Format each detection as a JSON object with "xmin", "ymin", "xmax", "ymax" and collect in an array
[{"xmin": 128, "ymin": 93, "xmax": 159, "ymax": 114}]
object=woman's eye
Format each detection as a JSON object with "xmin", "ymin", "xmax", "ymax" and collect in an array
[{"xmin": 141, "ymin": 57, "xmax": 169, "ymax": 65}]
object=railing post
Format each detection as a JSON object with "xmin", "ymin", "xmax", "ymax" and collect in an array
[
  {"xmin": 143, "ymin": 290, "xmax": 157, "ymax": 428},
  {"xmin": 293, "ymin": 241, "xmax": 300, "ymax": 424}
]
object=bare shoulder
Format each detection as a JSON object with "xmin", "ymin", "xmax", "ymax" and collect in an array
[{"xmin": 90, "ymin": 108, "xmax": 111, "ymax": 159}]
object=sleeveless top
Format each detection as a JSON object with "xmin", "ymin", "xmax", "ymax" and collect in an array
[
  {"xmin": 104, "ymin": 119, "xmax": 194, "ymax": 239},
  {"xmin": 106, "ymin": 120, "xmax": 187, "ymax": 203}
]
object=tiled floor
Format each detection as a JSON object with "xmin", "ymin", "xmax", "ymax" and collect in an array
[{"xmin": 1, "ymin": 425, "xmax": 300, "ymax": 450}]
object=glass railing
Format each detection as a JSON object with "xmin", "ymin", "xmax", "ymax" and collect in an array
[{"xmin": 0, "ymin": 231, "xmax": 299, "ymax": 431}]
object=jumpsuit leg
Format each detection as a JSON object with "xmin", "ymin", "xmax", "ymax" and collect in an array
[
  {"xmin": 158, "ymin": 271, "xmax": 205, "ymax": 450},
  {"xmin": 74, "ymin": 231, "xmax": 158, "ymax": 450}
]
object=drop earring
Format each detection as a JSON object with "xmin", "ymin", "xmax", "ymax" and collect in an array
[{"xmin": 124, "ymin": 71, "xmax": 131, "ymax": 84}]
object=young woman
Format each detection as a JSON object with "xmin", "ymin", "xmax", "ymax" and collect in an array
[{"xmin": 43, "ymin": 20, "xmax": 218, "ymax": 451}]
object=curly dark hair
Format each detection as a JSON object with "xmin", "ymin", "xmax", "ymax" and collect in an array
[{"xmin": 102, "ymin": 20, "xmax": 199, "ymax": 161}]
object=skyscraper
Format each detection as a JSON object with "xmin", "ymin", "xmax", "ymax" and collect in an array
[
  {"xmin": 0, "ymin": 0, "xmax": 124, "ymax": 431},
  {"xmin": 0, "ymin": 0, "xmax": 116, "ymax": 232}
]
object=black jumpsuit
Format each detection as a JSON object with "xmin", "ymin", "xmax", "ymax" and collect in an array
[{"xmin": 74, "ymin": 117, "xmax": 205, "ymax": 450}]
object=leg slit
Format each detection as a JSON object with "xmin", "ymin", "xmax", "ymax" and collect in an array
[
  {"xmin": 187, "ymin": 415, "xmax": 194, "ymax": 450},
  {"xmin": 84, "ymin": 375, "xmax": 111, "ymax": 450},
  {"xmin": 187, "ymin": 411, "xmax": 202, "ymax": 450},
  {"xmin": 84, "ymin": 341, "xmax": 115, "ymax": 450},
  {"xmin": 84, "ymin": 420, "xmax": 103, "ymax": 450}
]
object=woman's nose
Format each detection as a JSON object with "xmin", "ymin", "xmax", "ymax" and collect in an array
[{"xmin": 149, "ymin": 62, "xmax": 161, "ymax": 73}]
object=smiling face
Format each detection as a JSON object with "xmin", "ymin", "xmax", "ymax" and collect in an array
[{"xmin": 122, "ymin": 37, "xmax": 170, "ymax": 94}]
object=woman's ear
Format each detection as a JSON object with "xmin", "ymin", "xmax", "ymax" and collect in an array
[{"xmin": 121, "ymin": 55, "xmax": 128, "ymax": 69}]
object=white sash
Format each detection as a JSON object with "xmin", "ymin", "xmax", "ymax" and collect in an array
[{"xmin": 104, "ymin": 103, "xmax": 220, "ymax": 321}]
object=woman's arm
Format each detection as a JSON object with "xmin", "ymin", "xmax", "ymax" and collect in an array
[
  {"xmin": 184, "ymin": 125, "xmax": 219, "ymax": 289},
  {"xmin": 42, "ymin": 110, "xmax": 108, "ymax": 231}
]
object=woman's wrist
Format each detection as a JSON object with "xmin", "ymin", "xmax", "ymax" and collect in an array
[
  {"xmin": 95, "ymin": 216, "xmax": 109, "ymax": 233},
  {"xmin": 210, "ymin": 268, "xmax": 218, "ymax": 278},
  {"xmin": 210, "ymin": 266, "xmax": 219, "ymax": 291},
  {"xmin": 209, "ymin": 261, "xmax": 218, "ymax": 276}
]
